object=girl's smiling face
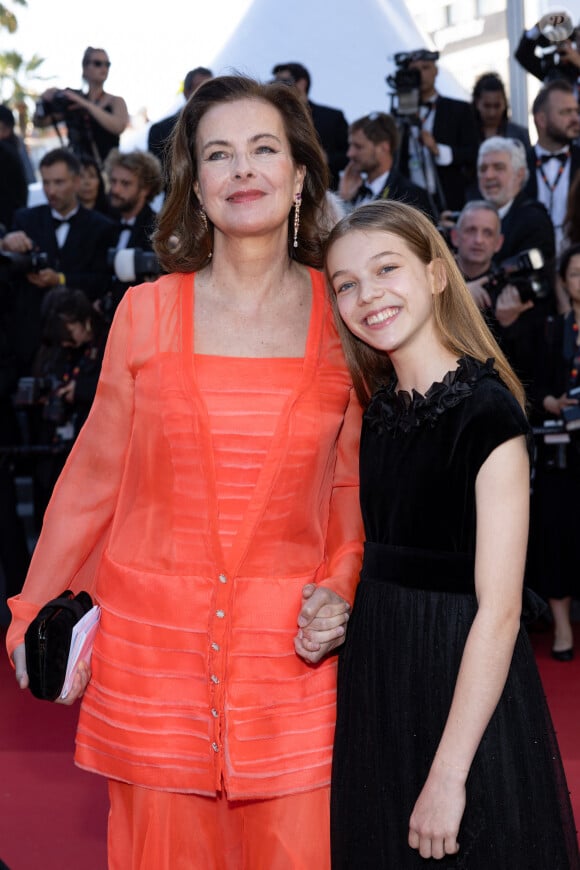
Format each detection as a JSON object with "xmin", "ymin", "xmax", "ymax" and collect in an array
[{"xmin": 327, "ymin": 229, "xmax": 444, "ymax": 357}]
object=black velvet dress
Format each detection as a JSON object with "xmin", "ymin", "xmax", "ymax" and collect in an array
[{"xmin": 331, "ymin": 357, "xmax": 579, "ymax": 870}]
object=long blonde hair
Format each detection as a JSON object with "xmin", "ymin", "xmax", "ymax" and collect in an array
[{"xmin": 324, "ymin": 200, "xmax": 526, "ymax": 409}]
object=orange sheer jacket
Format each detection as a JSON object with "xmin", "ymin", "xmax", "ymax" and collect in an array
[{"xmin": 7, "ymin": 269, "xmax": 363, "ymax": 798}]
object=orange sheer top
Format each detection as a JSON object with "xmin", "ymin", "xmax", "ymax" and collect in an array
[
  {"xmin": 196, "ymin": 355, "xmax": 301, "ymax": 554},
  {"xmin": 7, "ymin": 269, "xmax": 363, "ymax": 798}
]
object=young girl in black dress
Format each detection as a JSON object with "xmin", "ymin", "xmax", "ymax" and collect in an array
[{"xmin": 323, "ymin": 201, "xmax": 579, "ymax": 868}]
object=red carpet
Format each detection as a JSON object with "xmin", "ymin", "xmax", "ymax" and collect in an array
[{"xmin": 0, "ymin": 626, "xmax": 578, "ymax": 869}]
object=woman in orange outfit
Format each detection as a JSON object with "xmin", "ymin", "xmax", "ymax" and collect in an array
[{"xmin": 7, "ymin": 76, "xmax": 363, "ymax": 869}]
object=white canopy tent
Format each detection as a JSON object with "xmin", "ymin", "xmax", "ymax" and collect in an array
[{"xmin": 208, "ymin": 0, "xmax": 468, "ymax": 122}]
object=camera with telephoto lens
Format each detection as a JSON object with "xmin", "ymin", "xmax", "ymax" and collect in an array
[
  {"xmin": 107, "ymin": 248, "xmax": 161, "ymax": 283},
  {"xmin": 483, "ymin": 248, "xmax": 547, "ymax": 305},
  {"xmin": 13, "ymin": 375, "xmax": 65, "ymax": 424},
  {"xmin": 0, "ymin": 249, "xmax": 49, "ymax": 279},
  {"xmin": 386, "ymin": 50, "xmax": 439, "ymax": 120}
]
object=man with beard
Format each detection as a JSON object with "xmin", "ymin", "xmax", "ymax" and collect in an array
[
  {"xmin": 524, "ymin": 79, "xmax": 580, "ymax": 253},
  {"xmin": 104, "ymin": 149, "xmax": 163, "ymax": 311},
  {"xmin": 337, "ymin": 112, "xmax": 434, "ymax": 218}
]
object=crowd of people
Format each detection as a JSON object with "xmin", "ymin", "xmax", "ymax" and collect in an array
[{"xmin": 1, "ymin": 16, "xmax": 580, "ymax": 870}]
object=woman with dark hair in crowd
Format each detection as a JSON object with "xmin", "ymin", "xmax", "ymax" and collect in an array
[
  {"xmin": 7, "ymin": 75, "xmax": 362, "ymax": 869},
  {"xmin": 29, "ymin": 289, "xmax": 109, "ymax": 527},
  {"xmin": 326, "ymin": 200, "xmax": 579, "ymax": 868},
  {"xmin": 529, "ymin": 242, "xmax": 580, "ymax": 662},
  {"xmin": 472, "ymin": 72, "xmax": 531, "ymax": 147},
  {"xmin": 34, "ymin": 46, "xmax": 129, "ymax": 165},
  {"xmin": 78, "ymin": 155, "xmax": 110, "ymax": 215}
]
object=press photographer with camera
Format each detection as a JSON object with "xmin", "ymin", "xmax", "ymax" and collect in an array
[
  {"xmin": 515, "ymin": 10, "xmax": 580, "ymax": 88},
  {"xmin": 390, "ymin": 48, "xmax": 479, "ymax": 215},
  {"xmin": 0, "ymin": 148, "xmax": 116, "ymax": 373},
  {"xmin": 33, "ymin": 46, "xmax": 129, "ymax": 166},
  {"xmin": 104, "ymin": 148, "xmax": 163, "ymax": 314},
  {"xmin": 475, "ymin": 136, "xmax": 556, "ymax": 396},
  {"xmin": 528, "ymin": 243, "xmax": 580, "ymax": 663},
  {"xmin": 20, "ymin": 288, "xmax": 109, "ymax": 528}
]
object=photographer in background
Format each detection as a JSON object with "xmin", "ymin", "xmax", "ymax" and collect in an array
[
  {"xmin": 515, "ymin": 10, "xmax": 580, "ymax": 88},
  {"xmin": 476, "ymin": 136, "xmax": 556, "ymax": 398},
  {"xmin": 528, "ymin": 244, "xmax": 580, "ymax": 662},
  {"xmin": 392, "ymin": 48, "xmax": 479, "ymax": 214},
  {"xmin": 33, "ymin": 46, "xmax": 128, "ymax": 166},
  {"xmin": 0, "ymin": 148, "xmax": 116, "ymax": 373},
  {"xmin": 104, "ymin": 148, "xmax": 163, "ymax": 313},
  {"xmin": 451, "ymin": 199, "xmax": 504, "ymax": 308},
  {"xmin": 25, "ymin": 289, "xmax": 108, "ymax": 529}
]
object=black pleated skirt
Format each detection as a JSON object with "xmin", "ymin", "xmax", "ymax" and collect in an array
[{"xmin": 331, "ymin": 543, "xmax": 579, "ymax": 869}]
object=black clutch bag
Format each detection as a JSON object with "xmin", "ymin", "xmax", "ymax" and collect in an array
[{"xmin": 24, "ymin": 589, "xmax": 94, "ymax": 701}]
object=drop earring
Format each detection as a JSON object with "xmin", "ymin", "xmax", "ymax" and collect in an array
[
  {"xmin": 200, "ymin": 205, "xmax": 208, "ymax": 231},
  {"xmin": 293, "ymin": 192, "xmax": 302, "ymax": 249}
]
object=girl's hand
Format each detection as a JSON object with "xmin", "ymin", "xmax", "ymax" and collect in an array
[{"xmin": 408, "ymin": 760, "xmax": 466, "ymax": 860}]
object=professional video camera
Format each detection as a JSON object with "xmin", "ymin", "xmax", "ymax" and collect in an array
[
  {"xmin": 386, "ymin": 49, "xmax": 439, "ymax": 119},
  {"xmin": 107, "ymin": 248, "xmax": 162, "ymax": 284},
  {"xmin": 0, "ymin": 249, "xmax": 49, "ymax": 280},
  {"xmin": 483, "ymin": 248, "xmax": 547, "ymax": 305}
]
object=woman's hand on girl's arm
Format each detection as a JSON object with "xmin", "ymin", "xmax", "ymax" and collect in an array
[{"xmin": 294, "ymin": 583, "xmax": 350, "ymax": 663}]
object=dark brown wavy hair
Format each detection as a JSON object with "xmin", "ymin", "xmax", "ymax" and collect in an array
[
  {"xmin": 324, "ymin": 200, "xmax": 526, "ymax": 409},
  {"xmin": 154, "ymin": 75, "xmax": 330, "ymax": 272}
]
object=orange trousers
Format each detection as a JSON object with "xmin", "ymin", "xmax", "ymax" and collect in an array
[{"xmin": 107, "ymin": 781, "xmax": 331, "ymax": 870}]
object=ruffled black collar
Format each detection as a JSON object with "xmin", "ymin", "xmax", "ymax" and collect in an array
[{"xmin": 365, "ymin": 356, "xmax": 498, "ymax": 435}]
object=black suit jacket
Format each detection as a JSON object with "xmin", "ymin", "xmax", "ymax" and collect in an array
[
  {"xmin": 110, "ymin": 204, "xmax": 159, "ymax": 310},
  {"xmin": 398, "ymin": 95, "xmax": 479, "ymax": 212},
  {"xmin": 523, "ymin": 143, "xmax": 580, "ymax": 201},
  {"xmin": 12, "ymin": 204, "xmax": 116, "ymax": 298},
  {"xmin": 0, "ymin": 141, "xmax": 27, "ymax": 232},
  {"xmin": 308, "ymin": 100, "xmax": 348, "ymax": 189},
  {"xmin": 486, "ymin": 191, "xmax": 556, "ymax": 398},
  {"xmin": 8, "ymin": 204, "xmax": 116, "ymax": 370},
  {"xmin": 496, "ymin": 190, "xmax": 555, "ymax": 265},
  {"xmin": 351, "ymin": 167, "xmax": 436, "ymax": 220},
  {"xmin": 117, "ymin": 203, "xmax": 157, "ymax": 251},
  {"xmin": 148, "ymin": 112, "xmax": 180, "ymax": 184}
]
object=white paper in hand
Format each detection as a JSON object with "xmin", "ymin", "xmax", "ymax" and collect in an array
[{"xmin": 59, "ymin": 605, "xmax": 101, "ymax": 699}]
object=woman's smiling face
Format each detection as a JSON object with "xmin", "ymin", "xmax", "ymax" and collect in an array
[{"xmin": 194, "ymin": 97, "xmax": 305, "ymax": 241}]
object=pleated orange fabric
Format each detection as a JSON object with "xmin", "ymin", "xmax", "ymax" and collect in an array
[
  {"xmin": 7, "ymin": 268, "xmax": 363, "ymax": 799},
  {"xmin": 108, "ymin": 781, "xmax": 331, "ymax": 870}
]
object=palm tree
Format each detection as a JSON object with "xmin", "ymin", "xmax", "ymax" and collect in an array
[
  {"xmin": 0, "ymin": 0, "xmax": 27, "ymax": 34},
  {"xmin": 0, "ymin": 1, "xmax": 48, "ymax": 133}
]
